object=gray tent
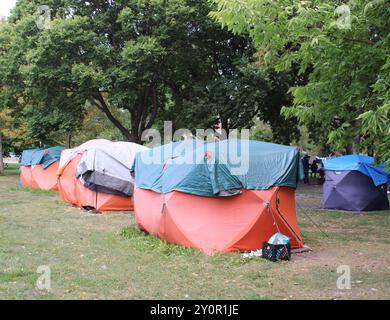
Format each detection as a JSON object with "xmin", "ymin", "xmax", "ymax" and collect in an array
[{"xmin": 73, "ymin": 140, "xmax": 148, "ymax": 196}]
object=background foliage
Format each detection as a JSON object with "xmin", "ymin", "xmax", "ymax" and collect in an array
[
  {"xmin": 211, "ymin": 0, "xmax": 390, "ymax": 163},
  {"xmin": 1, "ymin": 0, "xmax": 388, "ymax": 167}
]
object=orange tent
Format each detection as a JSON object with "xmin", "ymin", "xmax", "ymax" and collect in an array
[
  {"xmin": 20, "ymin": 162, "xmax": 60, "ymax": 191},
  {"xmin": 57, "ymin": 139, "xmax": 148, "ymax": 212},
  {"xmin": 20, "ymin": 147, "xmax": 64, "ymax": 191},
  {"xmin": 57, "ymin": 153, "xmax": 133, "ymax": 211},
  {"xmin": 131, "ymin": 139, "xmax": 304, "ymax": 255},
  {"xmin": 134, "ymin": 187, "xmax": 303, "ymax": 255}
]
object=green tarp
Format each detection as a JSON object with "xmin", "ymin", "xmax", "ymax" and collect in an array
[
  {"xmin": 132, "ymin": 139, "xmax": 304, "ymax": 197},
  {"xmin": 21, "ymin": 146, "xmax": 65, "ymax": 169}
]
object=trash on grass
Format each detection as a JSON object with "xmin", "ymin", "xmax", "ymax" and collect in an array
[{"xmin": 242, "ymin": 249, "xmax": 262, "ymax": 258}]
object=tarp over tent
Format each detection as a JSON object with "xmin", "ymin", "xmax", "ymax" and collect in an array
[
  {"xmin": 323, "ymin": 155, "xmax": 389, "ymax": 211},
  {"xmin": 57, "ymin": 139, "xmax": 148, "ymax": 211},
  {"xmin": 323, "ymin": 155, "xmax": 389, "ymax": 187},
  {"xmin": 132, "ymin": 139, "xmax": 304, "ymax": 196},
  {"xmin": 132, "ymin": 139, "xmax": 304, "ymax": 255},
  {"xmin": 21, "ymin": 146, "xmax": 64, "ymax": 169},
  {"xmin": 20, "ymin": 146, "xmax": 65, "ymax": 191}
]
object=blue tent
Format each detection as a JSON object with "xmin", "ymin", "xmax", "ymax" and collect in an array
[
  {"xmin": 322, "ymin": 155, "xmax": 389, "ymax": 211},
  {"xmin": 21, "ymin": 146, "xmax": 65, "ymax": 169},
  {"xmin": 323, "ymin": 154, "xmax": 389, "ymax": 187},
  {"xmin": 132, "ymin": 139, "xmax": 304, "ymax": 197}
]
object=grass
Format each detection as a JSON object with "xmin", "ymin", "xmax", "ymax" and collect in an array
[
  {"xmin": 0, "ymin": 164, "xmax": 389, "ymax": 299},
  {"xmin": 120, "ymin": 227, "xmax": 197, "ymax": 257},
  {"xmin": 0, "ymin": 271, "xmax": 36, "ymax": 283},
  {"xmin": 0, "ymin": 163, "xmax": 20, "ymax": 176}
]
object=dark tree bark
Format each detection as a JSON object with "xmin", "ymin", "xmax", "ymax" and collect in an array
[
  {"xmin": 66, "ymin": 131, "xmax": 72, "ymax": 148},
  {"xmin": 91, "ymin": 93, "xmax": 132, "ymax": 141},
  {"xmin": 91, "ymin": 87, "xmax": 159, "ymax": 144}
]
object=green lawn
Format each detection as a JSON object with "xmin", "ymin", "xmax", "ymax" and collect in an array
[
  {"xmin": 0, "ymin": 164, "xmax": 389, "ymax": 299},
  {"xmin": 0, "ymin": 163, "xmax": 20, "ymax": 176}
]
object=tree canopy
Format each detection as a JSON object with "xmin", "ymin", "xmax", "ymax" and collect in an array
[
  {"xmin": 211, "ymin": 0, "xmax": 390, "ymax": 163},
  {"xmin": 0, "ymin": 0, "xmax": 302, "ymax": 148}
]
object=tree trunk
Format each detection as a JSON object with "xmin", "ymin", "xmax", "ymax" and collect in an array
[
  {"xmin": 352, "ymin": 133, "xmax": 361, "ymax": 154},
  {"xmin": 66, "ymin": 131, "xmax": 72, "ymax": 148},
  {"xmin": 130, "ymin": 133, "xmax": 142, "ymax": 144},
  {"xmin": 92, "ymin": 94, "xmax": 133, "ymax": 142},
  {"xmin": 91, "ymin": 89, "xmax": 159, "ymax": 145},
  {"xmin": 217, "ymin": 117, "xmax": 228, "ymax": 140},
  {"xmin": 0, "ymin": 132, "xmax": 4, "ymax": 175}
]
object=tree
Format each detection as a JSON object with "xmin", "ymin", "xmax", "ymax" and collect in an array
[
  {"xmin": 0, "ymin": 108, "xmax": 34, "ymax": 173},
  {"xmin": 0, "ymin": 127, "xmax": 3, "ymax": 174},
  {"xmin": 3, "ymin": 0, "xmax": 302, "ymax": 146},
  {"xmin": 211, "ymin": 0, "xmax": 390, "ymax": 162},
  {"xmin": 71, "ymin": 100, "xmax": 127, "ymax": 146},
  {"xmin": 4, "ymin": 0, "xmax": 254, "ymax": 143},
  {"xmin": 0, "ymin": 21, "xmax": 18, "ymax": 173},
  {"xmin": 171, "ymin": 61, "xmax": 300, "ymax": 143},
  {"xmin": 0, "ymin": 4, "xmax": 80, "ymax": 150}
]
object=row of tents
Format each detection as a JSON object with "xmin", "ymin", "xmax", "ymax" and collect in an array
[
  {"xmin": 20, "ymin": 140, "xmax": 148, "ymax": 211},
  {"xmin": 18, "ymin": 139, "xmax": 389, "ymax": 255}
]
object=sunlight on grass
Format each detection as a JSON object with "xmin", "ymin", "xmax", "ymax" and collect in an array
[
  {"xmin": 0, "ymin": 271, "xmax": 36, "ymax": 284},
  {"xmin": 121, "ymin": 227, "xmax": 197, "ymax": 257}
]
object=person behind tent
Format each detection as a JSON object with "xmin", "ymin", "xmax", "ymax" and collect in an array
[
  {"xmin": 301, "ymin": 153, "xmax": 310, "ymax": 184},
  {"xmin": 310, "ymin": 159, "xmax": 318, "ymax": 178},
  {"xmin": 316, "ymin": 158, "xmax": 325, "ymax": 183}
]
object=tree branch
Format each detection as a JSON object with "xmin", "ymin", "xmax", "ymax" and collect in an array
[
  {"xmin": 343, "ymin": 38, "xmax": 376, "ymax": 46},
  {"xmin": 145, "ymin": 86, "xmax": 158, "ymax": 130},
  {"xmin": 91, "ymin": 92, "xmax": 131, "ymax": 140}
]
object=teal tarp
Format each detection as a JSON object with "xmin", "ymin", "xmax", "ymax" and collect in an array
[
  {"xmin": 132, "ymin": 139, "xmax": 304, "ymax": 197},
  {"xmin": 21, "ymin": 146, "xmax": 65, "ymax": 169}
]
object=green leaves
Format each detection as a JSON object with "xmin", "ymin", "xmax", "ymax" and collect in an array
[
  {"xmin": 1, "ymin": 0, "xmax": 262, "ymax": 144},
  {"xmin": 212, "ymin": 0, "xmax": 390, "ymax": 162}
]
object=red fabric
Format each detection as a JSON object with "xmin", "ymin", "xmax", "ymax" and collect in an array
[
  {"xmin": 57, "ymin": 153, "xmax": 133, "ymax": 211},
  {"xmin": 20, "ymin": 165, "xmax": 33, "ymax": 188},
  {"xmin": 20, "ymin": 163, "xmax": 59, "ymax": 191},
  {"xmin": 134, "ymin": 187, "xmax": 303, "ymax": 255}
]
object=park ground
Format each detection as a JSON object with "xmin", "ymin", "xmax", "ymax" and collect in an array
[{"xmin": 0, "ymin": 164, "xmax": 389, "ymax": 299}]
